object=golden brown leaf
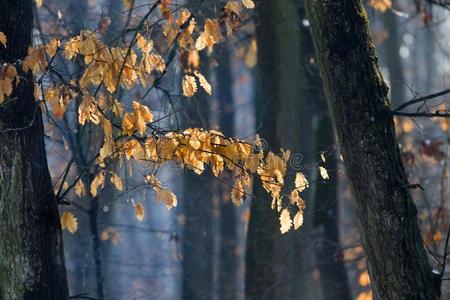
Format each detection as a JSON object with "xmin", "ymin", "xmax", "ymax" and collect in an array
[
  {"xmin": 46, "ymin": 38, "xmax": 59, "ymax": 57},
  {"xmin": 293, "ymin": 211, "xmax": 304, "ymax": 230},
  {"xmin": 110, "ymin": 173, "xmax": 123, "ymax": 191},
  {"xmin": 231, "ymin": 178, "xmax": 245, "ymax": 206},
  {"xmin": 0, "ymin": 31, "xmax": 7, "ymax": 47},
  {"xmin": 369, "ymin": 0, "xmax": 392, "ymax": 12},
  {"xmin": 136, "ymin": 33, "xmax": 153, "ymax": 54},
  {"xmin": 90, "ymin": 171, "xmax": 105, "ymax": 197},
  {"xmin": 134, "ymin": 202, "xmax": 145, "ymax": 221},
  {"xmin": 295, "ymin": 172, "xmax": 308, "ymax": 192},
  {"xmin": 61, "ymin": 212, "xmax": 78, "ymax": 234},
  {"xmin": 182, "ymin": 75, "xmax": 197, "ymax": 97},
  {"xmin": 23, "ymin": 46, "xmax": 47, "ymax": 74},
  {"xmin": 195, "ymin": 19, "xmax": 223, "ymax": 50},
  {"xmin": 279, "ymin": 208, "xmax": 292, "ymax": 234},
  {"xmin": 0, "ymin": 65, "xmax": 17, "ymax": 103},
  {"xmin": 356, "ymin": 291, "xmax": 372, "ymax": 300},
  {"xmin": 245, "ymin": 38, "xmax": 257, "ymax": 68},
  {"xmin": 156, "ymin": 188, "xmax": 177, "ymax": 209},
  {"xmin": 358, "ymin": 271, "xmax": 370, "ymax": 287},
  {"xmin": 194, "ymin": 71, "xmax": 212, "ymax": 95},
  {"xmin": 75, "ymin": 180, "xmax": 86, "ymax": 198},
  {"xmin": 242, "ymin": 0, "xmax": 255, "ymax": 9}
]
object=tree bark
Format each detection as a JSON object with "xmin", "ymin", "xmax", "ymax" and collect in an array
[
  {"xmin": 296, "ymin": 3, "xmax": 352, "ymax": 298},
  {"xmin": 381, "ymin": 0, "xmax": 405, "ymax": 106},
  {"xmin": 0, "ymin": 0, "xmax": 68, "ymax": 299},
  {"xmin": 246, "ymin": 0, "xmax": 316, "ymax": 299},
  {"xmin": 182, "ymin": 52, "xmax": 214, "ymax": 300},
  {"xmin": 305, "ymin": 0, "xmax": 440, "ymax": 299},
  {"xmin": 216, "ymin": 43, "xmax": 238, "ymax": 300}
]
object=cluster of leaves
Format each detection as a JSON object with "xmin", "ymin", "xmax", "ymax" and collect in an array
[{"xmin": 1, "ymin": 0, "xmax": 310, "ymax": 235}]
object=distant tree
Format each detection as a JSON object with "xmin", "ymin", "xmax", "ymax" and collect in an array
[
  {"xmin": 216, "ymin": 43, "xmax": 238, "ymax": 300},
  {"xmin": 295, "ymin": 2, "xmax": 352, "ymax": 298},
  {"xmin": 246, "ymin": 0, "xmax": 316, "ymax": 298}
]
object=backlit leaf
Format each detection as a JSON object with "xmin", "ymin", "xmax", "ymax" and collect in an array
[
  {"xmin": 319, "ymin": 166, "xmax": 329, "ymax": 180},
  {"xmin": 61, "ymin": 212, "xmax": 78, "ymax": 234},
  {"xmin": 0, "ymin": 31, "xmax": 6, "ymax": 47},
  {"xmin": 279, "ymin": 208, "xmax": 292, "ymax": 234},
  {"xmin": 134, "ymin": 202, "xmax": 145, "ymax": 221},
  {"xmin": 110, "ymin": 173, "xmax": 123, "ymax": 191},
  {"xmin": 242, "ymin": 0, "xmax": 255, "ymax": 9},
  {"xmin": 75, "ymin": 180, "xmax": 86, "ymax": 198},
  {"xmin": 293, "ymin": 211, "xmax": 304, "ymax": 230},
  {"xmin": 194, "ymin": 71, "xmax": 212, "ymax": 95},
  {"xmin": 182, "ymin": 75, "xmax": 197, "ymax": 97}
]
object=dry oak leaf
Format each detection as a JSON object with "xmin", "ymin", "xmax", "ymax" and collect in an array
[
  {"xmin": 293, "ymin": 211, "xmax": 304, "ymax": 230},
  {"xmin": 75, "ymin": 180, "xmax": 86, "ymax": 198},
  {"xmin": 156, "ymin": 188, "xmax": 177, "ymax": 209},
  {"xmin": 0, "ymin": 31, "xmax": 6, "ymax": 47},
  {"xmin": 279, "ymin": 208, "xmax": 292, "ymax": 234},
  {"xmin": 0, "ymin": 65, "xmax": 17, "ymax": 103},
  {"xmin": 369, "ymin": 0, "xmax": 392, "ymax": 12},
  {"xmin": 195, "ymin": 19, "xmax": 223, "ymax": 51},
  {"xmin": 110, "ymin": 173, "xmax": 123, "ymax": 191},
  {"xmin": 182, "ymin": 74, "xmax": 197, "ymax": 97},
  {"xmin": 61, "ymin": 212, "xmax": 78, "ymax": 234},
  {"xmin": 242, "ymin": 0, "xmax": 255, "ymax": 9},
  {"xmin": 90, "ymin": 171, "xmax": 105, "ymax": 197},
  {"xmin": 194, "ymin": 71, "xmax": 212, "ymax": 95},
  {"xmin": 319, "ymin": 166, "xmax": 329, "ymax": 180},
  {"xmin": 134, "ymin": 202, "xmax": 145, "ymax": 222}
]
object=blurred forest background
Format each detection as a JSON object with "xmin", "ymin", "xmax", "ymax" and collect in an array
[{"xmin": 22, "ymin": 0, "xmax": 450, "ymax": 299}]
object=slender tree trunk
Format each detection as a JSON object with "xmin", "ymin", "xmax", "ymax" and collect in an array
[
  {"xmin": 306, "ymin": 1, "xmax": 440, "ymax": 299},
  {"xmin": 0, "ymin": 0, "xmax": 68, "ymax": 298},
  {"xmin": 182, "ymin": 53, "xmax": 214, "ymax": 300},
  {"xmin": 294, "ymin": 2, "xmax": 352, "ymax": 299},
  {"xmin": 246, "ymin": 1, "xmax": 315, "ymax": 299},
  {"xmin": 381, "ymin": 0, "xmax": 405, "ymax": 106},
  {"xmin": 216, "ymin": 44, "xmax": 238, "ymax": 300},
  {"xmin": 312, "ymin": 116, "xmax": 352, "ymax": 300}
]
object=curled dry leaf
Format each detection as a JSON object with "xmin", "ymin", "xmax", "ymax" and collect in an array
[{"xmin": 194, "ymin": 71, "xmax": 212, "ymax": 95}]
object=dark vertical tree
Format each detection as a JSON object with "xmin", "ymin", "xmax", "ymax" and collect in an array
[
  {"xmin": 216, "ymin": 43, "xmax": 238, "ymax": 300},
  {"xmin": 295, "ymin": 2, "xmax": 352, "ymax": 299},
  {"xmin": 0, "ymin": 0, "xmax": 68, "ymax": 298},
  {"xmin": 381, "ymin": 0, "xmax": 405, "ymax": 105},
  {"xmin": 246, "ymin": 0, "xmax": 316, "ymax": 299},
  {"xmin": 306, "ymin": 0, "xmax": 440, "ymax": 298},
  {"xmin": 182, "ymin": 53, "xmax": 214, "ymax": 300}
]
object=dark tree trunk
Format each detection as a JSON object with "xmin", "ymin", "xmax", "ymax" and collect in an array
[
  {"xmin": 182, "ymin": 52, "xmax": 214, "ymax": 300},
  {"xmin": 312, "ymin": 116, "xmax": 352, "ymax": 300},
  {"xmin": 0, "ymin": 0, "xmax": 68, "ymax": 298},
  {"xmin": 216, "ymin": 44, "xmax": 238, "ymax": 300},
  {"xmin": 246, "ymin": 0, "xmax": 316, "ymax": 299},
  {"xmin": 305, "ymin": 1, "xmax": 440, "ymax": 299},
  {"xmin": 295, "ymin": 2, "xmax": 352, "ymax": 299},
  {"xmin": 381, "ymin": 0, "xmax": 405, "ymax": 106}
]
